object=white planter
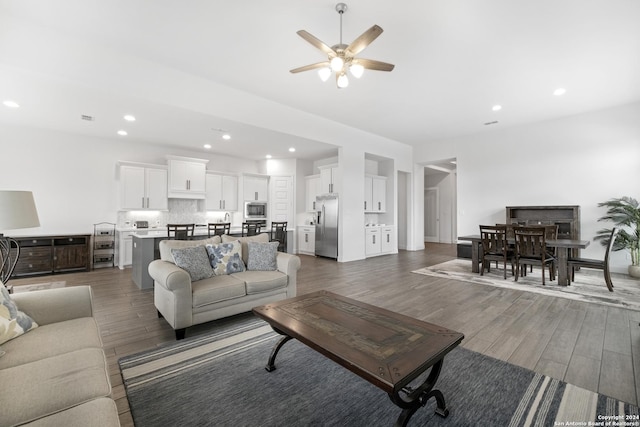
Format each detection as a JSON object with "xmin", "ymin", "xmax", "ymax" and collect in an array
[{"xmin": 629, "ymin": 265, "xmax": 640, "ymax": 279}]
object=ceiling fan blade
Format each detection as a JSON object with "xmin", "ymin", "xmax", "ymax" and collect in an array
[
  {"xmin": 355, "ymin": 58, "xmax": 395, "ymax": 72},
  {"xmin": 345, "ymin": 25, "xmax": 384, "ymax": 56},
  {"xmin": 296, "ymin": 30, "xmax": 336, "ymax": 57},
  {"xmin": 290, "ymin": 61, "xmax": 330, "ymax": 73}
]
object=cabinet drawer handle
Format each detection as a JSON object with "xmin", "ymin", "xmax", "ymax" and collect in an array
[{"xmin": 373, "ymin": 235, "xmax": 376, "ymax": 244}]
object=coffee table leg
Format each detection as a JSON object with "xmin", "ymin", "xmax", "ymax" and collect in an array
[
  {"xmin": 390, "ymin": 359, "xmax": 449, "ymax": 427},
  {"xmin": 265, "ymin": 333, "xmax": 293, "ymax": 372}
]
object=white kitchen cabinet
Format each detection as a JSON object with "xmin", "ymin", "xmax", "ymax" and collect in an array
[
  {"xmin": 120, "ymin": 164, "xmax": 168, "ymax": 210},
  {"xmin": 167, "ymin": 156, "xmax": 208, "ymax": 199},
  {"xmin": 365, "ymin": 225, "xmax": 397, "ymax": 257},
  {"xmin": 380, "ymin": 226, "xmax": 396, "ymax": 254},
  {"xmin": 364, "ymin": 175, "xmax": 387, "ymax": 212},
  {"xmin": 206, "ymin": 173, "xmax": 238, "ymax": 211},
  {"xmin": 297, "ymin": 226, "xmax": 316, "ymax": 255},
  {"xmin": 319, "ymin": 164, "xmax": 339, "ymax": 194},
  {"xmin": 365, "ymin": 227, "xmax": 381, "ymax": 257},
  {"xmin": 243, "ymin": 174, "xmax": 269, "ymax": 201},
  {"xmin": 117, "ymin": 230, "xmax": 135, "ymax": 268},
  {"xmin": 305, "ymin": 174, "xmax": 322, "ymax": 212}
]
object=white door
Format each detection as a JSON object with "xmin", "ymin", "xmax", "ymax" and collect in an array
[
  {"xmin": 424, "ymin": 187, "xmax": 439, "ymax": 242},
  {"xmin": 270, "ymin": 176, "xmax": 293, "ymax": 223}
]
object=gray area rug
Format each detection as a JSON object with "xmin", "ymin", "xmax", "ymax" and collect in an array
[
  {"xmin": 119, "ymin": 314, "xmax": 639, "ymax": 426},
  {"xmin": 413, "ymin": 259, "xmax": 640, "ymax": 312}
]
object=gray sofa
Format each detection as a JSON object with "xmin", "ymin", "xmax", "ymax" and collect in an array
[
  {"xmin": 149, "ymin": 233, "xmax": 301, "ymax": 339},
  {"xmin": 0, "ymin": 286, "xmax": 119, "ymax": 427}
]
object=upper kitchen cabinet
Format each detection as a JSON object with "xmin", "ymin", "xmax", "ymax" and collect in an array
[
  {"xmin": 364, "ymin": 175, "xmax": 387, "ymax": 213},
  {"xmin": 319, "ymin": 164, "xmax": 339, "ymax": 194},
  {"xmin": 206, "ymin": 172, "xmax": 238, "ymax": 211},
  {"xmin": 167, "ymin": 156, "xmax": 209, "ymax": 199},
  {"xmin": 305, "ymin": 174, "xmax": 322, "ymax": 212},
  {"xmin": 243, "ymin": 174, "xmax": 269, "ymax": 201},
  {"xmin": 119, "ymin": 162, "xmax": 168, "ymax": 210}
]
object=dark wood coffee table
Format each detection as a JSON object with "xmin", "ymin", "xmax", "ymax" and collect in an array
[{"xmin": 252, "ymin": 291, "xmax": 464, "ymax": 426}]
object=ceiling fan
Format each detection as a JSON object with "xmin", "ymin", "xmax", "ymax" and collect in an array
[{"xmin": 290, "ymin": 3, "xmax": 395, "ymax": 88}]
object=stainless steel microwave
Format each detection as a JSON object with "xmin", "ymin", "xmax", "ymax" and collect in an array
[{"xmin": 244, "ymin": 201, "xmax": 267, "ymax": 219}]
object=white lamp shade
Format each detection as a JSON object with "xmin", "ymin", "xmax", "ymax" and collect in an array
[
  {"xmin": 318, "ymin": 67, "xmax": 331, "ymax": 82},
  {"xmin": 0, "ymin": 191, "xmax": 40, "ymax": 230},
  {"xmin": 337, "ymin": 73, "xmax": 349, "ymax": 88},
  {"xmin": 350, "ymin": 63, "xmax": 364, "ymax": 78},
  {"xmin": 330, "ymin": 56, "xmax": 344, "ymax": 72}
]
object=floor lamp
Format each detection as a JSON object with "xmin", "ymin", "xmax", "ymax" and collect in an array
[{"xmin": 0, "ymin": 191, "xmax": 41, "ymax": 286}]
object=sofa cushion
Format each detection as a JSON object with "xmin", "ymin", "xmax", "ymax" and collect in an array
[
  {"xmin": 206, "ymin": 240, "xmax": 246, "ymax": 276},
  {"xmin": 21, "ymin": 397, "xmax": 120, "ymax": 427},
  {"xmin": 0, "ymin": 347, "xmax": 111, "ymax": 426},
  {"xmin": 171, "ymin": 246, "xmax": 214, "ymax": 281},
  {"xmin": 0, "ymin": 283, "xmax": 38, "ymax": 345},
  {"xmin": 232, "ymin": 270, "xmax": 288, "ymax": 294},
  {"xmin": 191, "ymin": 275, "xmax": 247, "ymax": 308},
  {"xmin": 159, "ymin": 235, "xmax": 222, "ymax": 262},
  {"xmin": 247, "ymin": 241, "xmax": 279, "ymax": 271},
  {"xmin": 0, "ymin": 317, "xmax": 102, "ymax": 370},
  {"xmin": 222, "ymin": 233, "xmax": 269, "ymax": 265}
]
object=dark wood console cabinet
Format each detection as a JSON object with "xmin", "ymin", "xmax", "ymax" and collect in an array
[
  {"xmin": 10, "ymin": 234, "xmax": 91, "ymax": 278},
  {"xmin": 506, "ymin": 205, "xmax": 581, "ymax": 256}
]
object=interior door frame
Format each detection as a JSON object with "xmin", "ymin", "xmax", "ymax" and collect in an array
[{"xmin": 424, "ymin": 187, "xmax": 439, "ymax": 243}]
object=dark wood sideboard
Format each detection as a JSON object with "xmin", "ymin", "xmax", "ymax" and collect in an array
[
  {"xmin": 506, "ymin": 205, "xmax": 581, "ymax": 256},
  {"xmin": 9, "ymin": 234, "xmax": 91, "ymax": 278}
]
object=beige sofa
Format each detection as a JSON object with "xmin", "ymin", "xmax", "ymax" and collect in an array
[
  {"xmin": 0, "ymin": 286, "xmax": 119, "ymax": 427},
  {"xmin": 149, "ymin": 233, "xmax": 301, "ymax": 339}
]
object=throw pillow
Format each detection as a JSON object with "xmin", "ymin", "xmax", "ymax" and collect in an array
[
  {"xmin": 0, "ymin": 283, "xmax": 38, "ymax": 345},
  {"xmin": 247, "ymin": 241, "xmax": 279, "ymax": 271},
  {"xmin": 171, "ymin": 246, "xmax": 214, "ymax": 281},
  {"xmin": 205, "ymin": 241, "xmax": 246, "ymax": 276}
]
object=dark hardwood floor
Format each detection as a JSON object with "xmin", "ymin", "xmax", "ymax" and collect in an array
[{"xmin": 10, "ymin": 243, "xmax": 640, "ymax": 425}]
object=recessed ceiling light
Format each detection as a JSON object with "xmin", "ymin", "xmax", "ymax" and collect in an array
[
  {"xmin": 553, "ymin": 88, "xmax": 566, "ymax": 96},
  {"xmin": 266, "ymin": 154, "xmax": 272, "ymax": 159},
  {"xmin": 222, "ymin": 134, "xmax": 231, "ymax": 140},
  {"xmin": 124, "ymin": 115, "xmax": 136, "ymax": 122},
  {"xmin": 117, "ymin": 130, "xmax": 128, "ymax": 136},
  {"xmin": 3, "ymin": 100, "xmax": 19, "ymax": 108},
  {"xmin": 203, "ymin": 144, "xmax": 212, "ymax": 149},
  {"xmin": 492, "ymin": 105, "xmax": 502, "ymax": 111},
  {"xmin": 288, "ymin": 147, "xmax": 296, "ymax": 152}
]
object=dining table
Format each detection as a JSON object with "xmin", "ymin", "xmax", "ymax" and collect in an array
[{"xmin": 457, "ymin": 234, "xmax": 590, "ymax": 286}]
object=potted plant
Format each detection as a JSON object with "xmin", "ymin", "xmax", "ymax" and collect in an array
[{"xmin": 595, "ymin": 196, "xmax": 640, "ymax": 278}]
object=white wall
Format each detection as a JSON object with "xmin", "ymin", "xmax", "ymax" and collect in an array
[
  {"xmin": 0, "ymin": 124, "xmax": 261, "ymax": 236},
  {"xmin": 413, "ymin": 101, "xmax": 640, "ymax": 272}
]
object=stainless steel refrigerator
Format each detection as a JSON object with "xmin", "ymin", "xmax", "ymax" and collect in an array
[{"xmin": 315, "ymin": 194, "xmax": 338, "ymax": 259}]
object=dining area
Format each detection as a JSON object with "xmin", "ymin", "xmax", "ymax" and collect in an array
[{"xmin": 458, "ymin": 223, "xmax": 617, "ymax": 291}]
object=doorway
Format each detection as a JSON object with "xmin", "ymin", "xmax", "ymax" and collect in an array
[{"xmin": 423, "ymin": 159, "xmax": 457, "ymax": 244}]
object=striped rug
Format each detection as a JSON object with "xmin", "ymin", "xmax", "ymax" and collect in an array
[{"xmin": 119, "ymin": 314, "xmax": 639, "ymax": 426}]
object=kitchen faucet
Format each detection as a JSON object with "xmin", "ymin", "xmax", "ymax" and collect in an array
[{"xmin": 224, "ymin": 212, "xmax": 230, "ymax": 223}]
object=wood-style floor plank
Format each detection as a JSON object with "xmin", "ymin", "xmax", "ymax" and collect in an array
[{"xmin": 8, "ymin": 243, "xmax": 640, "ymax": 425}]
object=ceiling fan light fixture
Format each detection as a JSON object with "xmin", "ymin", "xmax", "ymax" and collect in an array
[
  {"xmin": 350, "ymin": 63, "xmax": 364, "ymax": 78},
  {"xmin": 337, "ymin": 73, "xmax": 349, "ymax": 88},
  {"xmin": 318, "ymin": 67, "xmax": 332, "ymax": 82},
  {"xmin": 330, "ymin": 56, "xmax": 344, "ymax": 72}
]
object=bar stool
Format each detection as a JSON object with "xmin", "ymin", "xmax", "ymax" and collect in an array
[
  {"xmin": 167, "ymin": 224, "xmax": 195, "ymax": 240},
  {"xmin": 208, "ymin": 223, "xmax": 230, "ymax": 237},
  {"xmin": 270, "ymin": 221, "xmax": 287, "ymax": 252}
]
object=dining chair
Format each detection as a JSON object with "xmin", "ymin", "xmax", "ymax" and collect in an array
[
  {"xmin": 479, "ymin": 225, "xmax": 514, "ymax": 279},
  {"xmin": 242, "ymin": 222, "xmax": 261, "ymax": 237},
  {"xmin": 568, "ymin": 227, "xmax": 618, "ymax": 292},
  {"xmin": 513, "ymin": 226, "xmax": 555, "ymax": 285},
  {"xmin": 208, "ymin": 222, "xmax": 231, "ymax": 237},
  {"xmin": 270, "ymin": 221, "xmax": 288, "ymax": 252},
  {"xmin": 167, "ymin": 224, "xmax": 195, "ymax": 240}
]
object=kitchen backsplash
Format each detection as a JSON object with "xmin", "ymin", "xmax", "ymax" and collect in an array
[{"xmin": 117, "ymin": 199, "xmax": 243, "ymax": 229}]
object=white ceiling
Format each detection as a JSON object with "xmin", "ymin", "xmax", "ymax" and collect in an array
[{"xmin": 1, "ymin": 0, "xmax": 639, "ymax": 161}]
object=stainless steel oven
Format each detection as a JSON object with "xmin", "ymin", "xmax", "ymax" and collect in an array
[{"xmin": 244, "ymin": 201, "xmax": 267, "ymax": 219}]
